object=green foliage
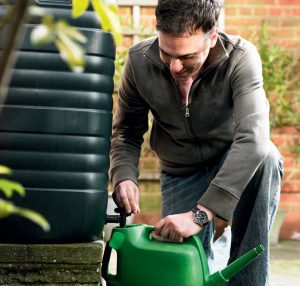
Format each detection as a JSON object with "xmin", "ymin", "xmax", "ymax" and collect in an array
[
  {"xmin": 72, "ymin": 0, "xmax": 122, "ymax": 44},
  {"xmin": 89, "ymin": 0, "xmax": 122, "ymax": 44},
  {"xmin": 30, "ymin": 0, "xmax": 122, "ymax": 73},
  {"xmin": 114, "ymin": 47, "xmax": 127, "ymax": 89},
  {"xmin": 253, "ymin": 22, "xmax": 300, "ymax": 128},
  {"xmin": 30, "ymin": 11, "xmax": 87, "ymax": 73},
  {"xmin": 0, "ymin": 199, "xmax": 50, "ymax": 231},
  {"xmin": 0, "ymin": 166, "xmax": 50, "ymax": 232},
  {"xmin": 113, "ymin": 15, "xmax": 156, "ymax": 89},
  {"xmin": 72, "ymin": 0, "xmax": 90, "ymax": 18},
  {"xmin": 0, "ymin": 179, "xmax": 25, "ymax": 198},
  {"xmin": 0, "ymin": 165, "xmax": 11, "ymax": 175}
]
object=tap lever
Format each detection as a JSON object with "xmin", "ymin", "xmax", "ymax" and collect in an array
[{"xmin": 105, "ymin": 207, "xmax": 132, "ymax": 228}]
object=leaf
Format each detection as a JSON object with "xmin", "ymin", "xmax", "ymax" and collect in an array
[
  {"xmin": 0, "ymin": 198, "xmax": 15, "ymax": 219},
  {"xmin": 91, "ymin": 0, "xmax": 122, "ymax": 44},
  {"xmin": 104, "ymin": 1, "xmax": 118, "ymax": 13},
  {"xmin": 13, "ymin": 207, "xmax": 50, "ymax": 232},
  {"xmin": 55, "ymin": 36, "xmax": 85, "ymax": 73},
  {"xmin": 0, "ymin": 165, "xmax": 12, "ymax": 175},
  {"xmin": 72, "ymin": 0, "xmax": 89, "ymax": 18},
  {"xmin": 42, "ymin": 14, "xmax": 55, "ymax": 27},
  {"xmin": 0, "ymin": 199, "xmax": 50, "ymax": 232},
  {"xmin": 30, "ymin": 24, "xmax": 54, "ymax": 46},
  {"xmin": 57, "ymin": 20, "xmax": 87, "ymax": 43},
  {"xmin": 0, "ymin": 179, "xmax": 25, "ymax": 198},
  {"xmin": 54, "ymin": 21, "xmax": 86, "ymax": 72},
  {"xmin": 29, "ymin": 6, "xmax": 46, "ymax": 17}
]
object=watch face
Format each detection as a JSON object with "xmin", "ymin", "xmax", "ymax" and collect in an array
[{"xmin": 193, "ymin": 209, "xmax": 209, "ymax": 227}]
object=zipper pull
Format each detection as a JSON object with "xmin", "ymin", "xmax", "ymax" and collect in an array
[{"xmin": 185, "ymin": 107, "xmax": 190, "ymax": 118}]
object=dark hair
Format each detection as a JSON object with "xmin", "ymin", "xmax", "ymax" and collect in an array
[{"xmin": 155, "ymin": 0, "xmax": 221, "ymax": 35}]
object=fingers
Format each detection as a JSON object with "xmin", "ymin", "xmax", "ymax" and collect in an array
[
  {"xmin": 154, "ymin": 219, "xmax": 164, "ymax": 235},
  {"xmin": 135, "ymin": 190, "xmax": 140, "ymax": 213},
  {"xmin": 164, "ymin": 228, "xmax": 183, "ymax": 242},
  {"xmin": 118, "ymin": 185, "xmax": 131, "ymax": 213},
  {"xmin": 154, "ymin": 217, "xmax": 183, "ymax": 242},
  {"xmin": 113, "ymin": 180, "xmax": 140, "ymax": 214},
  {"xmin": 127, "ymin": 186, "xmax": 139, "ymax": 214},
  {"xmin": 154, "ymin": 212, "xmax": 200, "ymax": 242}
]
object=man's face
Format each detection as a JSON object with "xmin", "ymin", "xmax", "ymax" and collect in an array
[{"xmin": 158, "ymin": 28, "xmax": 218, "ymax": 82}]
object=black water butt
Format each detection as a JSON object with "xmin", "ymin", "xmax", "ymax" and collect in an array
[{"xmin": 0, "ymin": 0, "xmax": 115, "ymax": 243}]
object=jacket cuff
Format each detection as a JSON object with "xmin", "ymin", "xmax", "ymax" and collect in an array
[
  {"xmin": 111, "ymin": 166, "xmax": 139, "ymax": 191},
  {"xmin": 198, "ymin": 183, "xmax": 239, "ymax": 222}
]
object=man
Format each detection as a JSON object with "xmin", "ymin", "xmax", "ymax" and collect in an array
[{"xmin": 110, "ymin": 0, "xmax": 283, "ymax": 285}]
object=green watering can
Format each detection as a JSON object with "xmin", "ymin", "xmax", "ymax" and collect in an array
[{"xmin": 102, "ymin": 223, "xmax": 264, "ymax": 286}]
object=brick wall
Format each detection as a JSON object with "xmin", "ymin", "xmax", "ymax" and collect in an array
[{"xmin": 224, "ymin": 0, "xmax": 300, "ymax": 58}]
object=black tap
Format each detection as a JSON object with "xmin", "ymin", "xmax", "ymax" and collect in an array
[{"xmin": 105, "ymin": 207, "xmax": 131, "ymax": 228}]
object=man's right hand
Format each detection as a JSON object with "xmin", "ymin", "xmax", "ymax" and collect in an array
[{"xmin": 112, "ymin": 180, "xmax": 140, "ymax": 214}]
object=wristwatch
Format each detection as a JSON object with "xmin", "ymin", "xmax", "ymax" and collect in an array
[{"xmin": 192, "ymin": 206, "xmax": 209, "ymax": 227}]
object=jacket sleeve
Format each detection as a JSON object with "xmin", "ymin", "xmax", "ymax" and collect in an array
[
  {"xmin": 109, "ymin": 54, "xmax": 149, "ymax": 190},
  {"xmin": 198, "ymin": 43, "xmax": 270, "ymax": 221}
]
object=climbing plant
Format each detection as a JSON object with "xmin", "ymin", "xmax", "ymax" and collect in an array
[{"xmin": 253, "ymin": 22, "xmax": 299, "ymax": 129}]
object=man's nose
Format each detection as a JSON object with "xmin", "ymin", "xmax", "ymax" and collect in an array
[{"xmin": 169, "ymin": 58, "xmax": 183, "ymax": 73}]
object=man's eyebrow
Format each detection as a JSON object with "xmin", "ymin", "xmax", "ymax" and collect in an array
[
  {"xmin": 159, "ymin": 48, "xmax": 171, "ymax": 56},
  {"xmin": 159, "ymin": 47, "xmax": 196, "ymax": 58}
]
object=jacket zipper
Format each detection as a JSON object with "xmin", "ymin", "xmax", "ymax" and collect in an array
[
  {"xmin": 184, "ymin": 104, "xmax": 204, "ymax": 161},
  {"xmin": 185, "ymin": 107, "xmax": 190, "ymax": 118},
  {"xmin": 172, "ymin": 79, "xmax": 195, "ymax": 137},
  {"xmin": 175, "ymin": 79, "xmax": 204, "ymax": 162},
  {"xmin": 144, "ymin": 52, "xmax": 210, "ymax": 161}
]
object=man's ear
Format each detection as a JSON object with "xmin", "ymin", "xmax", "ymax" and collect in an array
[{"xmin": 210, "ymin": 27, "xmax": 219, "ymax": 48}]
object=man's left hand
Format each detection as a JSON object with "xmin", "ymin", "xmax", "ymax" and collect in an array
[
  {"xmin": 154, "ymin": 211, "xmax": 202, "ymax": 242},
  {"xmin": 154, "ymin": 205, "xmax": 215, "ymax": 242}
]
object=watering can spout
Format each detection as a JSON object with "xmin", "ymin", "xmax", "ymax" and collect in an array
[{"xmin": 207, "ymin": 244, "xmax": 265, "ymax": 286}]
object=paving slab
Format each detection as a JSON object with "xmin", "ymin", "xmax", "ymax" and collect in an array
[{"xmin": 270, "ymin": 240, "xmax": 300, "ymax": 286}]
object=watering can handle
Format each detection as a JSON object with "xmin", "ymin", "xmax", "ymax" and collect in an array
[
  {"xmin": 102, "ymin": 240, "xmax": 112, "ymax": 281},
  {"xmin": 102, "ymin": 231, "xmax": 125, "ymax": 283}
]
